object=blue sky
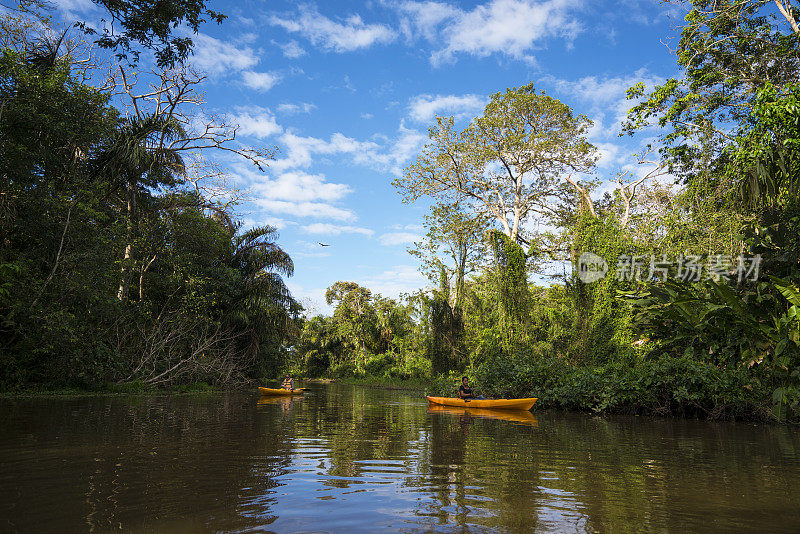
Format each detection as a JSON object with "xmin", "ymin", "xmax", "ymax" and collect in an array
[{"xmin": 52, "ymin": 0, "xmax": 683, "ymax": 314}]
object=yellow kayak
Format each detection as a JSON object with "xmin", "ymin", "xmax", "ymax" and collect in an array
[
  {"xmin": 258, "ymin": 387, "xmax": 305, "ymax": 396},
  {"xmin": 426, "ymin": 396, "xmax": 537, "ymax": 411}
]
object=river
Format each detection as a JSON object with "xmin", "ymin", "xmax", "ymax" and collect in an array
[{"xmin": 1, "ymin": 383, "xmax": 799, "ymax": 532}]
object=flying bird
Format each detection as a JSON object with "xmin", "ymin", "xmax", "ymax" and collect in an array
[{"xmin": 318, "ymin": 242, "xmax": 330, "ymax": 247}]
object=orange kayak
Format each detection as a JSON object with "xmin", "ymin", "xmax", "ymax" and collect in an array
[
  {"xmin": 426, "ymin": 396, "xmax": 537, "ymax": 411},
  {"xmin": 258, "ymin": 387, "xmax": 305, "ymax": 396}
]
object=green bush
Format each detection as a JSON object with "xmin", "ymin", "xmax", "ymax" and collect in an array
[
  {"xmin": 364, "ymin": 353, "xmax": 395, "ymax": 376},
  {"xmin": 402, "ymin": 353, "xmax": 431, "ymax": 379},
  {"xmin": 328, "ymin": 361, "xmax": 362, "ymax": 378},
  {"xmin": 468, "ymin": 346, "xmax": 774, "ymax": 420}
]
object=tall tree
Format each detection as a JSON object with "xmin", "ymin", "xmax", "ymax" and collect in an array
[
  {"xmin": 224, "ymin": 224, "xmax": 297, "ymax": 376},
  {"xmin": 6, "ymin": 0, "xmax": 226, "ymax": 68},
  {"xmin": 395, "ymin": 83, "xmax": 597, "ymax": 247},
  {"xmin": 94, "ymin": 114, "xmax": 187, "ymax": 301}
]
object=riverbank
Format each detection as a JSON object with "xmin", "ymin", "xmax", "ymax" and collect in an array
[{"xmin": 0, "ymin": 381, "xmax": 223, "ymax": 398}]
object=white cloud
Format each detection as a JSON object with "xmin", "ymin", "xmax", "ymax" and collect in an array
[
  {"xmin": 256, "ymin": 216, "xmax": 293, "ymax": 230},
  {"xmin": 271, "ymin": 131, "xmax": 382, "ymax": 172},
  {"xmin": 190, "ymin": 33, "xmax": 259, "ymax": 75},
  {"xmin": 256, "ymin": 200, "xmax": 356, "ymax": 221},
  {"xmin": 238, "ymin": 32, "xmax": 259, "ymax": 44},
  {"xmin": 594, "ymin": 142, "xmax": 624, "ymax": 169},
  {"xmin": 395, "ymin": 0, "xmax": 582, "ymax": 65},
  {"xmin": 234, "ymin": 166, "xmax": 356, "ymax": 225},
  {"xmin": 542, "ymin": 69, "xmax": 667, "ymax": 172},
  {"xmin": 437, "ymin": 0, "xmax": 582, "ymax": 64},
  {"xmin": 397, "ymin": 1, "xmax": 458, "ymax": 40},
  {"xmin": 408, "ymin": 93, "xmax": 486, "ymax": 122},
  {"xmin": 545, "ymin": 69, "xmax": 665, "ymax": 133},
  {"xmin": 380, "ymin": 122, "xmax": 430, "ymax": 176},
  {"xmin": 239, "ymin": 215, "xmax": 295, "ymax": 230},
  {"xmin": 270, "ymin": 5, "xmax": 396, "ymax": 52},
  {"xmin": 250, "ymin": 171, "xmax": 352, "ymax": 202},
  {"xmin": 49, "ymin": 0, "xmax": 95, "ymax": 12},
  {"xmin": 230, "ymin": 107, "xmax": 283, "ymax": 138},
  {"xmin": 277, "ymin": 102, "xmax": 317, "ymax": 114},
  {"xmin": 241, "ymin": 70, "xmax": 282, "ymax": 91},
  {"xmin": 360, "ymin": 265, "xmax": 430, "ymax": 299},
  {"xmin": 273, "ymin": 39, "xmax": 308, "ymax": 58},
  {"xmin": 259, "ymin": 122, "xmax": 426, "ymax": 192},
  {"xmin": 301, "ymin": 223, "xmax": 375, "ymax": 236},
  {"xmin": 379, "ymin": 232, "xmax": 421, "ymax": 246},
  {"xmin": 390, "ymin": 223, "xmax": 425, "ymax": 232}
]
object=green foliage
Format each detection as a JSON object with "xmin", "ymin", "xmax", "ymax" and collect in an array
[
  {"xmin": 408, "ymin": 202, "xmax": 489, "ymax": 308},
  {"xmin": 76, "ymin": 0, "xmax": 227, "ymax": 67},
  {"xmin": 470, "ymin": 348, "xmax": 766, "ymax": 419},
  {"xmin": 427, "ymin": 265, "xmax": 465, "ymax": 374},
  {"xmin": 624, "ymin": 0, "xmax": 800, "ymax": 178},
  {"xmin": 299, "ymin": 285, "xmax": 418, "ymax": 379},
  {"xmin": 488, "ymin": 231, "xmax": 530, "ymax": 349},
  {"xmin": 0, "ymin": 25, "xmax": 298, "ymax": 390}
]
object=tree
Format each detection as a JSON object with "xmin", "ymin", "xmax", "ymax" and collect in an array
[
  {"xmin": 624, "ymin": 0, "xmax": 800, "ymax": 177},
  {"xmin": 5, "ymin": 0, "xmax": 226, "ymax": 68},
  {"xmin": 325, "ymin": 282, "xmax": 377, "ymax": 369},
  {"xmin": 97, "ymin": 64, "xmax": 275, "ymax": 302},
  {"xmin": 409, "ymin": 202, "xmax": 489, "ymax": 310},
  {"xmin": 373, "ymin": 296, "xmax": 413, "ymax": 355},
  {"xmin": 395, "ymin": 83, "xmax": 597, "ymax": 247},
  {"xmin": 94, "ymin": 114, "xmax": 187, "ymax": 301},
  {"xmin": 224, "ymin": 224, "xmax": 297, "ymax": 377},
  {"xmin": 428, "ymin": 266, "xmax": 465, "ymax": 374},
  {"xmin": 297, "ymin": 316, "xmax": 341, "ymax": 376}
]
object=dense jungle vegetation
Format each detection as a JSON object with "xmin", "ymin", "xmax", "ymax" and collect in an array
[
  {"xmin": 1, "ymin": 1, "xmax": 300, "ymax": 389},
  {"xmin": 3, "ymin": 1, "xmax": 800, "ymax": 422},
  {"xmin": 292, "ymin": 0, "xmax": 800, "ymax": 422}
]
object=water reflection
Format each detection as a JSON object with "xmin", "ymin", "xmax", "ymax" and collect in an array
[
  {"xmin": 426, "ymin": 405, "xmax": 539, "ymax": 427},
  {"xmin": 1, "ymin": 385, "xmax": 800, "ymax": 532}
]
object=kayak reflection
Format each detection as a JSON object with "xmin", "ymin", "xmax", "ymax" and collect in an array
[
  {"xmin": 427, "ymin": 404, "xmax": 539, "ymax": 427},
  {"xmin": 256, "ymin": 396, "xmax": 298, "ymax": 412}
]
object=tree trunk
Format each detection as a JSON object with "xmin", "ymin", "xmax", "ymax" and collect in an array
[
  {"xmin": 117, "ymin": 178, "xmax": 136, "ymax": 301},
  {"xmin": 138, "ymin": 254, "xmax": 157, "ymax": 301},
  {"xmin": 455, "ymin": 237, "xmax": 466, "ymax": 310}
]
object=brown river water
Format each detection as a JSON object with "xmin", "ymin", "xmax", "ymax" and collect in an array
[{"xmin": 1, "ymin": 383, "xmax": 799, "ymax": 533}]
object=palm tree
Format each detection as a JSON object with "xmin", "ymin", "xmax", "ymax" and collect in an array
[
  {"xmin": 224, "ymin": 224, "xmax": 298, "ymax": 376},
  {"xmin": 94, "ymin": 114, "xmax": 187, "ymax": 301}
]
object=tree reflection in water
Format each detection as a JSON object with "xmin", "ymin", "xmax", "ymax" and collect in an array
[{"xmin": 1, "ymin": 384, "xmax": 800, "ymax": 532}]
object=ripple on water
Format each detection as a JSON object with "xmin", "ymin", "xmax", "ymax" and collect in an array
[{"xmin": 2, "ymin": 389, "xmax": 800, "ymax": 533}]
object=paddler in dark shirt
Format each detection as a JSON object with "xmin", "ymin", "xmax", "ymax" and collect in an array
[{"xmin": 458, "ymin": 376, "xmax": 483, "ymax": 400}]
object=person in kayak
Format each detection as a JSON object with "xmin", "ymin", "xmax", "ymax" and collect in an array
[
  {"xmin": 281, "ymin": 374, "xmax": 294, "ymax": 390},
  {"xmin": 458, "ymin": 377, "xmax": 484, "ymax": 400}
]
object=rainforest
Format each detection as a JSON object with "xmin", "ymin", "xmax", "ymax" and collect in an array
[{"xmin": 2, "ymin": 0, "xmax": 800, "ymax": 424}]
